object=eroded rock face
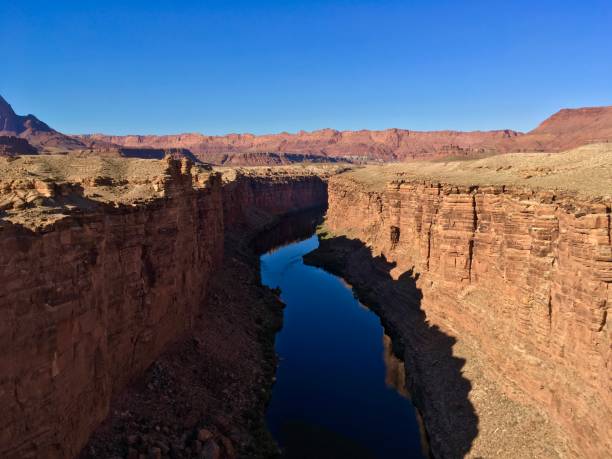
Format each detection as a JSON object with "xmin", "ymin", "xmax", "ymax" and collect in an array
[
  {"xmin": 0, "ymin": 159, "xmax": 224, "ymax": 458},
  {"xmin": 0, "ymin": 158, "xmax": 331, "ymax": 458},
  {"xmin": 4, "ymin": 93, "xmax": 612, "ymax": 163},
  {"xmin": 323, "ymin": 175, "xmax": 611, "ymax": 457},
  {"xmin": 221, "ymin": 167, "xmax": 332, "ymax": 229}
]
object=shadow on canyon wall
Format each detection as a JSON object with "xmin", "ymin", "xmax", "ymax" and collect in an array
[
  {"xmin": 304, "ymin": 234, "xmax": 478, "ymax": 459},
  {"xmin": 250, "ymin": 207, "xmax": 326, "ymax": 255}
]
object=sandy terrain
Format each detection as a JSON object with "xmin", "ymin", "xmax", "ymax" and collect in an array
[{"xmin": 343, "ymin": 143, "xmax": 612, "ymax": 197}]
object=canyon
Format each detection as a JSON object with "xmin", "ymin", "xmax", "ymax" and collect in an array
[
  {"xmin": 0, "ymin": 155, "xmax": 333, "ymax": 458},
  {"xmin": 0, "ymin": 143, "xmax": 610, "ymax": 458}
]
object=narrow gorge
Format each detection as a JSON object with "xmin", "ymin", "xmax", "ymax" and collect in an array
[{"xmin": 0, "ymin": 146, "xmax": 610, "ymax": 458}]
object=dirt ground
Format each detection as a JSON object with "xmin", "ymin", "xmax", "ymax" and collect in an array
[{"xmin": 344, "ymin": 143, "xmax": 612, "ymax": 197}]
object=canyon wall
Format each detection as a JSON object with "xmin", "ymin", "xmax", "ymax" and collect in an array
[
  {"xmin": 323, "ymin": 174, "xmax": 611, "ymax": 457},
  {"xmin": 0, "ymin": 160, "xmax": 224, "ymax": 458},
  {"xmin": 220, "ymin": 167, "xmax": 330, "ymax": 229},
  {"xmin": 0, "ymin": 158, "xmax": 330, "ymax": 458}
]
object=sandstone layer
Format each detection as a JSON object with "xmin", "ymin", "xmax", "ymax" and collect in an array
[
  {"xmin": 0, "ymin": 156, "xmax": 332, "ymax": 458},
  {"xmin": 81, "ymin": 207, "xmax": 326, "ymax": 459},
  {"xmin": 313, "ymin": 145, "xmax": 611, "ymax": 458}
]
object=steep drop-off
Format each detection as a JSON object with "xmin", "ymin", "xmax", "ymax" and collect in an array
[
  {"xmin": 312, "ymin": 147, "xmax": 611, "ymax": 458},
  {"xmin": 0, "ymin": 156, "xmax": 332, "ymax": 458},
  {"xmin": 0, "ymin": 157, "xmax": 224, "ymax": 458}
]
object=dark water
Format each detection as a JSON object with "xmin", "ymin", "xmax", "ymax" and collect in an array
[{"xmin": 261, "ymin": 232, "xmax": 427, "ymax": 458}]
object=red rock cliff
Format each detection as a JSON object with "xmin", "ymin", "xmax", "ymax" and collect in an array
[
  {"xmin": 0, "ymin": 158, "xmax": 224, "ymax": 458},
  {"xmin": 0, "ymin": 158, "xmax": 331, "ymax": 458},
  {"xmin": 220, "ymin": 167, "xmax": 331, "ymax": 229},
  {"xmin": 323, "ymin": 168, "xmax": 611, "ymax": 457}
]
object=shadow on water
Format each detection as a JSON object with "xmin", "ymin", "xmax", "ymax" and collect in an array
[
  {"xmin": 304, "ymin": 234, "xmax": 479, "ymax": 459},
  {"xmin": 260, "ymin": 233, "xmax": 425, "ymax": 458}
]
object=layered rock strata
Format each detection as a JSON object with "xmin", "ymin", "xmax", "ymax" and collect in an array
[
  {"xmin": 0, "ymin": 157, "xmax": 331, "ymax": 458},
  {"xmin": 318, "ymin": 158, "xmax": 611, "ymax": 457},
  {"xmin": 0, "ymin": 157, "xmax": 224, "ymax": 458},
  {"xmin": 219, "ymin": 166, "xmax": 334, "ymax": 228}
]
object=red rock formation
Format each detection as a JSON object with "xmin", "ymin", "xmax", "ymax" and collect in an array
[
  {"xmin": 0, "ymin": 159, "xmax": 224, "ymax": 458},
  {"xmin": 221, "ymin": 168, "xmax": 330, "ymax": 229},
  {"xmin": 323, "ymin": 175, "xmax": 611, "ymax": 458},
  {"xmin": 76, "ymin": 106, "xmax": 612, "ymax": 162},
  {"xmin": 78, "ymin": 128, "xmax": 523, "ymax": 162},
  {"xmin": 0, "ymin": 158, "xmax": 331, "ymax": 458},
  {"xmin": 522, "ymin": 106, "xmax": 612, "ymax": 151},
  {"xmin": 4, "ymin": 93, "xmax": 612, "ymax": 163}
]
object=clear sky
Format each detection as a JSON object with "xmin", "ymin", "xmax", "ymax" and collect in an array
[{"xmin": 2, "ymin": 1, "xmax": 611, "ymax": 135}]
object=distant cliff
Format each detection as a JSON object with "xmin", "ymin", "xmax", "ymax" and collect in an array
[
  {"xmin": 77, "ymin": 105, "xmax": 612, "ymax": 162},
  {"xmin": 3, "ymin": 94, "xmax": 612, "ymax": 163}
]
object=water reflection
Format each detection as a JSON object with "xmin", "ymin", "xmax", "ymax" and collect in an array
[
  {"xmin": 383, "ymin": 334, "xmax": 410, "ymax": 400},
  {"xmin": 260, "ymin": 219, "xmax": 426, "ymax": 459}
]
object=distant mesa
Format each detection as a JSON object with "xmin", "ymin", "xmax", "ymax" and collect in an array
[
  {"xmin": 2, "ymin": 93, "xmax": 612, "ymax": 163},
  {"xmin": 523, "ymin": 105, "xmax": 612, "ymax": 151}
]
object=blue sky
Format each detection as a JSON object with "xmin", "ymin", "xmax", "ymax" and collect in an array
[{"xmin": 2, "ymin": 1, "xmax": 611, "ymax": 135}]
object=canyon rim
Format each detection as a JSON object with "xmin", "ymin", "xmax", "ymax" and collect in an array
[{"xmin": 2, "ymin": 2, "xmax": 612, "ymax": 458}]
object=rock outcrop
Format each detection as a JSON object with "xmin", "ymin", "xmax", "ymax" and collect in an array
[
  {"xmin": 318, "ymin": 149, "xmax": 611, "ymax": 458},
  {"xmin": 0, "ymin": 156, "xmax": 332, "ymax": 458},
  {"xmin": 0, "ymin": 157, "xmax": 224, "ymax": 458},
  {"xmin": 524, "ymin": 106, "xmax": 612, "ymax": 151}
]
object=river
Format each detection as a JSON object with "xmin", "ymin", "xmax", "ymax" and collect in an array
[{"xmin": 260, "ymin": 230, "xmax": 427, "ymax": 458}]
